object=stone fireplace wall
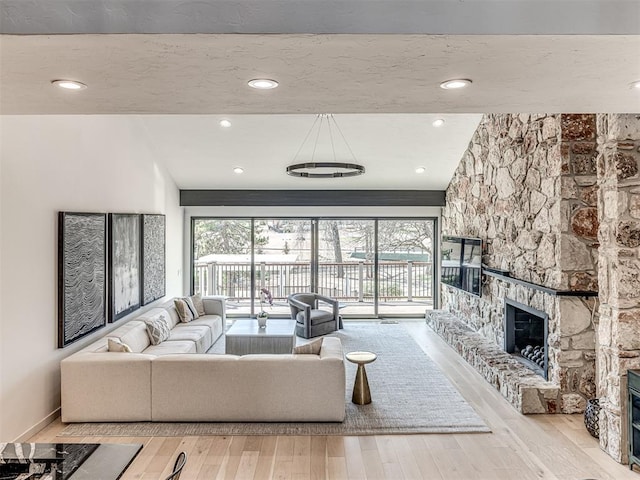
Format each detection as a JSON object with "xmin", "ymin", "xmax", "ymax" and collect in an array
[
  {"xmin": 442, "ymin": 114, "xmax": 597, "ymax": 414},
  {"xmin": 596, "ymin": 114, "xmax": 640, "ymax": 462}
]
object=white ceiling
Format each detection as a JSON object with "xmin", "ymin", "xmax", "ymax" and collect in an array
[
  {"xmin": 1, "ymin": 34, "xmax": 639, "ymax": 190},
  {"xmin": 135, "ymin": 114, "xmax": 482, "ymax": 189}
]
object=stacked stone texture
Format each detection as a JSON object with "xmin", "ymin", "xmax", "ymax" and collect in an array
[
  {"xmin": 442, "ymin": 114, "xmax": 596, "ymax": 415},
  {"xmin": 426, "ymin": 310, "xmax": 560, "ymax": 414},
  {"xmin": 560, "ymin": 114, "xmax": 600, "ymax": 291},
  {"xmin": 596, "ymin": 114, "xmax": 640, "ymax": 463}
]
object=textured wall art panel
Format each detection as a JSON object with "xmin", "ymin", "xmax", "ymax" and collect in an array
[
  {"xmin": 109, "ymin": 213, "xmax": 141, "ymax": 321},
  {"xmin": 58, "ymin": 212, "xmax": 107, "ymax": 347},
  {"xmin": 142, "ymin": 214, "xmax": 166, "ymax": 305}
]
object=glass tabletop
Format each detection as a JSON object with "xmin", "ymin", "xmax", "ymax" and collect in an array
[{"xmin": 0, "ymin": 443, "xmax": 142, "ymax": 480}]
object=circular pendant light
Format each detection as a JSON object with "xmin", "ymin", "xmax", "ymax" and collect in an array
[
  {"xmin": 286, "ymin": 162, "xmax": 365, "ymax": 178},
  {"xmin": 286, "ymin": 114, "xmax": 365, "ymax": 179}
]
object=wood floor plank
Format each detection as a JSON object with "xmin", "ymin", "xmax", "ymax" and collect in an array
[
  {"xmin": 253, "ymin": 436, "xmax": 277, "ymax": 480},
  {"xmin": 235, "ymin": 451, "xmax": 260, "ymax": 480},
  {"xmin": 309, "ymin": 436, "xmax": 327, "ymax": 480},
  {"xmin": 405, "ymin": 436, "xmax": 444, "ymax": 480},
  {"xmin": 29, "ymin": 321, "xmax": 634, "ymax": 480},
  {"xmin": 327, "ymin": 456, "xmax": 349, "ymax": 480},
  {"xmin": 216, "ymin": 436, "xmax": 246, "ymax": 480},
  {"xmin": 326, "ymin": 436, "xmax": 345, "ymax": 458},
  {"xmin": 388, "ymin": 436, "xmax": 423, "ymax": 480},
  {"xmin": 343, "ymin": 437, "xmax": 366, "ymax": 480},
  {"xmin": 292, "ymin": 436, "xmax": 311, "ymax": 480}
]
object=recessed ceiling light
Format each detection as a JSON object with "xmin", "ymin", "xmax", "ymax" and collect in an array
[
  {"xmin": 432, "ymin": 118, "xmax": 445, "ymax": 127},
  {"xmin": 440, "ymin": 79, "xmax": 472, "ymax": 90},
  {"xmin": 51, "ymin": 79, "xmax": 87, "ymax": 90},
  {"xmin": 233, "ymin": 167, "xmax": 244, "ymax": 174},
  {"xmin": 248, "ymin": 78, "xmax": 279, "ymax": 90},
  {"xmin": 219, "ymin": 119, "xmax": 232, "ymax": 128},
  {"xmin": 415, "ymin": 167, "xmax": 426, "ymax": 174},
  {"xmin": 631, "ymin": 80, "xmax": 640, "ymax": 90}
]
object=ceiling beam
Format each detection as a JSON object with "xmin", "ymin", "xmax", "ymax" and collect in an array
[
  {"xmin": 1, "ymin": 1, "xmax": 638, "ymax": 35},
  {"xmin": 180, "ymin": 190, "xmax": 446, "ymax": 207}
]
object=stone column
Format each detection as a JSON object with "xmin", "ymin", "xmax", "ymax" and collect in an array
[
  {"xmin": 597, "ymin": 114, "xmax": 640, "ymax": 463},
  {"xmin": 560, "ymin": 114, "xmax": 599, "ymax": 291}
]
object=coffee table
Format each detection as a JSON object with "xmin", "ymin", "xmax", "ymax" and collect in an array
[
  {"xmin": 225, "ymin": 319, "xmax": 296, "ymax": 355},
  {"xmin": 0, "ymin": 443, "xmax": 142, "ymax": 480}
]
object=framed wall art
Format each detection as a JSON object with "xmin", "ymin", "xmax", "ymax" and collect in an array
[
  {"xmin": 109, "ymin": 213, "xmax": 141, "ymax": 321},
  {"xmin": 141, "ymin": 213, "xmax": 166, "ymax": 305},
  {"xmin": 58, "ymin": 212, "xmax": 107, "ymax": 347}
]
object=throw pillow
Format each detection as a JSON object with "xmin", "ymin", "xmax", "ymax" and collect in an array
[
  {"xmin": 292, "ymin": 337, "xmax": 324, "ymax": 355},
  {"xmin": 191, "ymin": 293, "xmax": 206, "ymax": 316},
  {"xmin": 183, "ymin": 296, "xmax": 200, "ymax": 319},
  {"xmin": 107, "ymin": 338, "xmax": 132, "ymax": 353},
  {"xmin": 144, "ymin": 315, "xmax": 170, "ymax": 345},
  {"xmin": 174, "ymin": 298, "xmax": 194, "ymax": 323}
]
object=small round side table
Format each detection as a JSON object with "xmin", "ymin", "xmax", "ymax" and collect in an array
[{"xmin": 346, "ymin": 351, "xmax": 377, "ymax": 405}]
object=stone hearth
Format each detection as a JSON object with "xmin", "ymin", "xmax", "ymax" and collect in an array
[{"xmin": 426, "ymin": 310, "xmax": 559, "ymax": 414}]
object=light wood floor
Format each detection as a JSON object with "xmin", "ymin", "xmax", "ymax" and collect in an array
[{"xmin": 31, "ymin": 322, "xmax": 634, "ymax": 480}]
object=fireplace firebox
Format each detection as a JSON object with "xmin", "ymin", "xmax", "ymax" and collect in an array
[{"xmin": 504, "ymin": 299, "xmax": 548, "ymax": 379}]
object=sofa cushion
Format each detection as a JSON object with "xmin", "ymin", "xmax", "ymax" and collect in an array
[
  {"xmin": 116, "ymin": 321, "xmax": 151, "ymax": 353},
  {"xmin": 293, "ymin": 337, "xmax": 323, "ymax": 354},
  {"xmin": 183, "ymin": 296, "xmax": 200, "ymax": 319},
  {"xmin": 296, "ymin": 309, "xmax": 334, "ymax": 325},
  {"xmin": 169, "ymin": 324, "xmax": 213, "ymax": 353},
  {"xmin": 136, "ymin": 307, "xmax": 178, "ymax": 329},
  {"xmin": 174, "ymin": 298, "xmax": 194, "ymax": 323},
  {"xmin": 107, "ymin": 338, "xmax": 132, "ymax": 353},
  {"xmin": 145, "ymin": 315, "xmax": 171, "ymax": 346},
  {"xmin": 159, "ymin": 300, "xmax": 181, "ymax": 328},
  {"xmin": 188, "ymin": 315, "xmax": 223, "ymax": 345},
  {"xmin": 191, "ymin": 294, "xmax": 206, "ymax": 316},
  {"xmin": 144, "ymin": 340, "xmax": 196, "ymax": 355}
]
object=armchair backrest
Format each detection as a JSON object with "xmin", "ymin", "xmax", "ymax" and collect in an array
[{"xmin": 288, "ymin": 293, "xmax": 317, "ymax": 318}]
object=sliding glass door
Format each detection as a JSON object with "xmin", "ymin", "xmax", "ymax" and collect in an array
[
  {"xmin": 192, "ymin": 218, "xmax": 253, "ymax": 316},
  {"xmin": 252, "ymin": 219, "xmax": 313, "ymax": 317},
  {"xmin": 317, "ymin": 219, "xmax": 376, "ymax": 316},
  {"xmin": 377, "ymin": 219, "xmax": 435, "ymax": 315},
  {"xmin": 192, "ymin": 217, "xmax": 436, "ymax": 317}
]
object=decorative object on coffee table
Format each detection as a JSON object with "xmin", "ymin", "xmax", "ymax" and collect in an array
[
  {"xmin": 109, "ymin": 213, "xmax": 141, "ymax": 321},
  {"xmin": 58, "ymin": 212, "xmax": 107, "ymax": 347},
  {"xmin": 257, "ymin": 287, "xmax": 273, "ymax": 328},
  {"xmin": 584, "ymin": 398, "xmax": 600, "ymax": 438},
  {"xmin": 141, "ymin": 214, "xmax": 165, "ymax": 306},
  {"xmin": 346, "ymin": 351, "xmax": 377, "ymax": 405}
]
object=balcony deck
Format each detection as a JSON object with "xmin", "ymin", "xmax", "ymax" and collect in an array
[
  {"xmin": 225, "ymin": 299, "xmax": 433, "ymax": 318},
  {"xmin": 195, "ymin": 259, "xmax": 434, "ymax": 318}
]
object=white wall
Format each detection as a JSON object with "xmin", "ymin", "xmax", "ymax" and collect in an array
[{"xmin": 0, "ymin": 116, "xmax": 184, "ymax": 440}]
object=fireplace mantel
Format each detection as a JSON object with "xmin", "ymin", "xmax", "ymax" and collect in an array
[{"xmin": 482, "ymin": 270, "xmax": 598, "ymax": 297}]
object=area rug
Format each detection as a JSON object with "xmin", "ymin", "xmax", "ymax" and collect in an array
[{"xmin": 61, "ymin": 323, "xmax": 489, "ymax": 436}]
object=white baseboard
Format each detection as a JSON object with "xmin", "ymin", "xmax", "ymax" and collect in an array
[{"xmin": 14, "ymin": 408, "xmax": 61, "ymax": 442}]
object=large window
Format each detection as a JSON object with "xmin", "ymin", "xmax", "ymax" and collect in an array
[{"xmin": 192, "ymin": 217, "xmax": 436, "ymax": 317}]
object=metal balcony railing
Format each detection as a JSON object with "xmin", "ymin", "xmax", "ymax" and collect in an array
[{"xmin": 193, "ymin": 261, "xmax": 433, "ymax": 303}]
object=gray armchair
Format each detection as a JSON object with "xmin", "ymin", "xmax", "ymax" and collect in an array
[{"xmin": 288, "ymin": 293, "xmax": 341, "ymax": 339}]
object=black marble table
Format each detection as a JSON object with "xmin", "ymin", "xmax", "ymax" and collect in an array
[{"xmin": 0, "ymin": 443, "xmax": 142, "ymax": 480}]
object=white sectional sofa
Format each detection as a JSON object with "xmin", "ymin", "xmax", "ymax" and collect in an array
[{"xmin": 61, "ymin": 296, "xmax": 346, "ymax": 423}]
